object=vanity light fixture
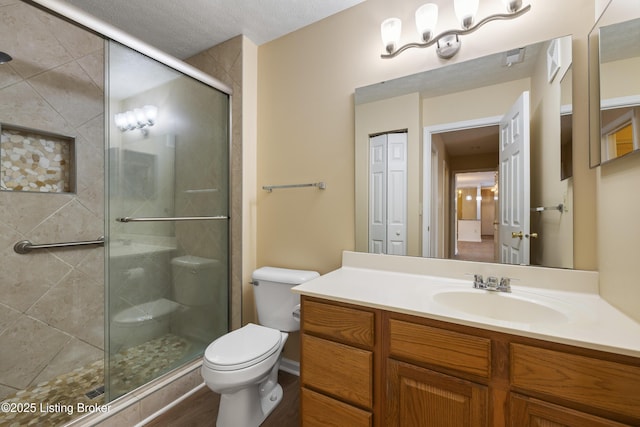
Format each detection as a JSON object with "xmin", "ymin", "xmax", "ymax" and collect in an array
[
  {"xmin": 114, "ymin": 105, "xmax": 158, "ymax": 136},
  {"xmin": 380, "ymin": 0, "xmax": 531, "ymax": 60}
]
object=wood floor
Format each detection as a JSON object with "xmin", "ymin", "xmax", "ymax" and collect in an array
[
  {"xmin": 144, "ymin": 371, "xmax": 300, "ymax": 427},
  {"xmin": 453, "ymin": 235, "xmax": 496, "ymax": 263}
]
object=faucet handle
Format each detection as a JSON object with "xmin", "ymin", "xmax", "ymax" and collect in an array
[
  {"xmin": 498, "ymin": 277, "xmax": 512, "ymax": 292},
  {"xmin": 471, "ymin": 274, "xmax": 484, "ymax": 288}
]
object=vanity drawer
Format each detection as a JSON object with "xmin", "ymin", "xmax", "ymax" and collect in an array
[
  {"xmin": 302, "ymin": 333, "xmax": 373, "ymax": 409},
  {"xmin": 302, "ymin": 298, "xmax": 375, "ymax": 348},
  {"xmin": 511, "ymin": 343, "xmax": 640, "ymax": 420},
  {"xmin": 388, "ymin": 318, "xmax": 491, "ymax": 379},
  {"xmin": 301, "ymin": 388, "xmax": 372, "ymax": 427}
]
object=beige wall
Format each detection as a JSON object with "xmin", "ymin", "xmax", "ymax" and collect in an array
[
  {"xmin": 252, "ymin": 0, "xmax": 640, "ymax": 353},
  {"xmin": 258, "ymin": 0, "xmax": 596, "ymax": 279},
  {"xmin": 256, "ymin": 0, "xmax": 616, "ymax": 365},
  {"xmin": 595, "ymin": 0, "xmax": 640, "ymax": 321},
  {"xmin": 600, "ymin": 57, "xmax": 640, "ymax": 100},
  {"xmin": 423, "ymin": 79, "xmax": 531, "ymax": 126},
  {"xmin": 529, "ymin": 37, "xmax": 574, "ymax": 268}
]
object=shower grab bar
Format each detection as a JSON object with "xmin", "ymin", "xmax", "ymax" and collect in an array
[
  {"xmin": 14, "ymin": 236, "xmax": 105, "ymax": 254},
  {"xmin": 262, "ymin": 182, "xmax": 326, "ymax": 192},
  {"xmin": 116, "ymin": 215, "xmax": 228, "ymax": 223}
]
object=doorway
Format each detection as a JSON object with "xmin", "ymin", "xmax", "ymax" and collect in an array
[
  {"xmin": 424, "ymin": 91, "xmax": 531, "ymax": 265},
  {"xmin": 423, "ymin": 118, "xmax": 500, "ymax": 262},
  {"xmin": 453, "ymin": 171, "xmax": 498, "ymax": 262}
]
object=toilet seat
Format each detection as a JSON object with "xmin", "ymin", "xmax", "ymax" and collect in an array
[{"xmin": 204, "ymin": 323, "xmax": 282, "ymax": 371}]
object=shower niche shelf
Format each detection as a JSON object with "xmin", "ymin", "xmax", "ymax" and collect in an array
[{"xmin": 0, "ymin": 123, "xmax": 76, "ymax": 194}]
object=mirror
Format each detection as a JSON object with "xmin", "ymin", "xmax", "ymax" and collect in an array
[
  {"xmin": 560, "ymin": 66, "xmax": 573, "ymax": 180},
  {"xmin": 355, "ymin": 36, "xmax": 574, "ymax": 269},
  {"xmin": 589, "ymin": 1, "xmax": 640, "ymax": 166}
]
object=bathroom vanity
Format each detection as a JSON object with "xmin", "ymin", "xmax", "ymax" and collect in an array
[{"xmin": 293, "ymin": 252, "xmax": 640, "ymax": 427}]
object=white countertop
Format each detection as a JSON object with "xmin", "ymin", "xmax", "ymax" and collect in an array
[{"xmin": 292, "ymin": 254, "xmax": 640, "ymax": 358}]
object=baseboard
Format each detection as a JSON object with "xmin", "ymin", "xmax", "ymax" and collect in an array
[{"xmin": 279, "ymin": 357, "xmax": 300, "ymax": 376}]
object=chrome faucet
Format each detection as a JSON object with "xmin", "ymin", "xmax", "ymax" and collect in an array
[{"xmin": 473, "ymin": 274, "xmax": 511, "ymax": 292}]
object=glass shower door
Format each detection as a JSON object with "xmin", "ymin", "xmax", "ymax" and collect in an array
[{"xmin": 106, "ymin": 41, "xmax": 229, "ymax": 400}]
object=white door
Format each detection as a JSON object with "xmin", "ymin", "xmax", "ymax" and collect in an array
[
  {"xmin": 386, "ymin": 133, "xmax": 407, "ymax": 255},
  {"xmin": 369, "ymin": 133, "xmax": 407, "ymax": 255},
  {"xmin": 499, "ymin": 92, "xmax": 531, "ymax": 265},
  {"xmin": 369, "ymin": 134, "xmax": 387, "ymax": 253}
]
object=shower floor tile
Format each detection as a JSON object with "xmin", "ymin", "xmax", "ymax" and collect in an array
[{"xmin": 0, "ymin": 333, "xmax": 192, "ymax": 426}]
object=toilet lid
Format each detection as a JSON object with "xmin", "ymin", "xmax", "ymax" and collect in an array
[{"xmin": 204, "ymin": 323, "xmax": 282, "ymax": 371}]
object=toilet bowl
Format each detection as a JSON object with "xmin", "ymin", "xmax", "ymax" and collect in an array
[
  {"xmin": 202, "ymin": 323, "xmax": 287, "ymax": 426},
  {"xmin": 111, "ymin": 298, "xmax": 181, "ymax": 351},
  {"xmin": 201, "ymin": 267, "xmax": 319, "ymax": 427}
]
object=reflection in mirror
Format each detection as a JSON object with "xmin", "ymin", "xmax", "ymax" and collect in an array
[
  {"xmin": 589, "ymin": 0, "xmax": 640, "ymax": 167},
  {"xmin": 560, "ymin": 66, "xmax": 573, "ymax": 180},
  {"xmin": 599, "ymin": 17, "xmax": 640, "ymax": 163},
  {"xmin": 355, "ymin": 36, "xmax": 574, "ymax": 269}
]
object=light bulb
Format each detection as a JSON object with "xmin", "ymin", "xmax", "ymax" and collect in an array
[
  {"xmin": 143, "ymin": 105, "xmax": 158, "ymax": 125},
  {"xmin": 415, "ymin": 4, "xmax": 438, "ymax": 42},
  {"xmin": 125, "ymin": 111, "xmax": 137, "ymax": 129},
  {"xmin": 454, "ymin": 0, "xmax": 479, "ymax": 28},
  {"xmin": 501, "ymin": 0, "xmax": 522, "ymax": 13},
  {"xmin": 114, "ymin": 113, "xmax": 127, "ymax": 131},
  {"xmin": 134, "ymin": 108, "xmax": 146, "ymax": 126},
  {"xmin": 381, "ymin": 18, "xmax": 402, "ymax": 54}
]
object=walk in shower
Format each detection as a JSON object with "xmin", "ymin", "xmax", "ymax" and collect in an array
[{"xmin": 0, "ymin": 1, "xmax": 230, "ymax": 425}]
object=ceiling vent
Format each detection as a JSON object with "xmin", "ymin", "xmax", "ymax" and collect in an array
[{"xmin": 503, "ymin": 47, "xmax": 525, "ymax": 67}]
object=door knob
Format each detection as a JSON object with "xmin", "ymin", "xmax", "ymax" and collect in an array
[
  {"xmin": 511, "ymin": 231, "xmax": 523, "ymax": 239},
  {"xmin": 526, "ymin": 232, "xmax": 538, "ymax": 239}
]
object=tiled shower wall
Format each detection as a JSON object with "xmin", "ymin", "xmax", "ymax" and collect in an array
[
  {"xmin": 186, "ymin": 35, "xmax": 243, "ymax": 330},
  {"xmin": 0, "ymin": 1, "xmax": 105, "ymax": 399}
]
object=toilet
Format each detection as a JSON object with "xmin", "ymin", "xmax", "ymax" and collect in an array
[
  {"xmin": 201, "ymin": 267, "xmax": 319, "ymax": 427},
  {"xmin": 171, "ymin": 255, "xmax": 226, "ymax": 343}
]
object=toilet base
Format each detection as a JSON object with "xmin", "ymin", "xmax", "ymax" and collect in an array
[
  {"xmin": 216, "ymin": 382, "xmax": 283, "ymax": 427},
  {"xmin": 260, "ymin": 383, "xmax": 283, "ymax": 421}
]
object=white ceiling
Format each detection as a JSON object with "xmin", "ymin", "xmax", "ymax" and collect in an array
[
  {"xmin": 456, "ymin": 171, "xmax": 497, "ymax": 189},
  {"xmin": 60, "ymin": 0, "xmax": 364, "ymax": 59}
]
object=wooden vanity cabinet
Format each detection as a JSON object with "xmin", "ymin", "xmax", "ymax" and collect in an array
[
  {"xmin": 300, "ymin": 297, "xmax": 380, "ymax": 427},
  {"xmin": 299, "ymin": 296, "xmax": 640, "ymax": 427}
]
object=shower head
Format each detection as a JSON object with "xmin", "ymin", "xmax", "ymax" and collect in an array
[{"xmin": 0, "ymin": 51, "xmax": 13, "ymax": 64}]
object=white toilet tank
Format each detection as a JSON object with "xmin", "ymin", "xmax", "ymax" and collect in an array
[
  {"xmin": 171, "ymin": 255, "xmax": 221, "ymax": 306},
  {"xmin": 252, "ymin": 267, "xmax": 319, "ymax": 332}
]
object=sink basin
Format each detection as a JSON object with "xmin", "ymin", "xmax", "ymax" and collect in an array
[{"xmin": 433, "ymin": 289, "xmax": 570, "ymax": 324}]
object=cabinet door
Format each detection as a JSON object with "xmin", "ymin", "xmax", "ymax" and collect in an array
[
  {"xmin": 386, "ymin": 359, "xmax": 488, "ymax": 427},
  {"xmin": 510, "ymin": 394, "xmax": 632, "ymax": 427}
]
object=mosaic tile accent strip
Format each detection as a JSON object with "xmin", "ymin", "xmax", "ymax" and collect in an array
[
  {"xmin": 0, "ymin": 125, "xmax": 74, "ymax": 193},
  {"xmin": 0, "ymin": 334, "xmax": 192, "ymax": 427}
]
